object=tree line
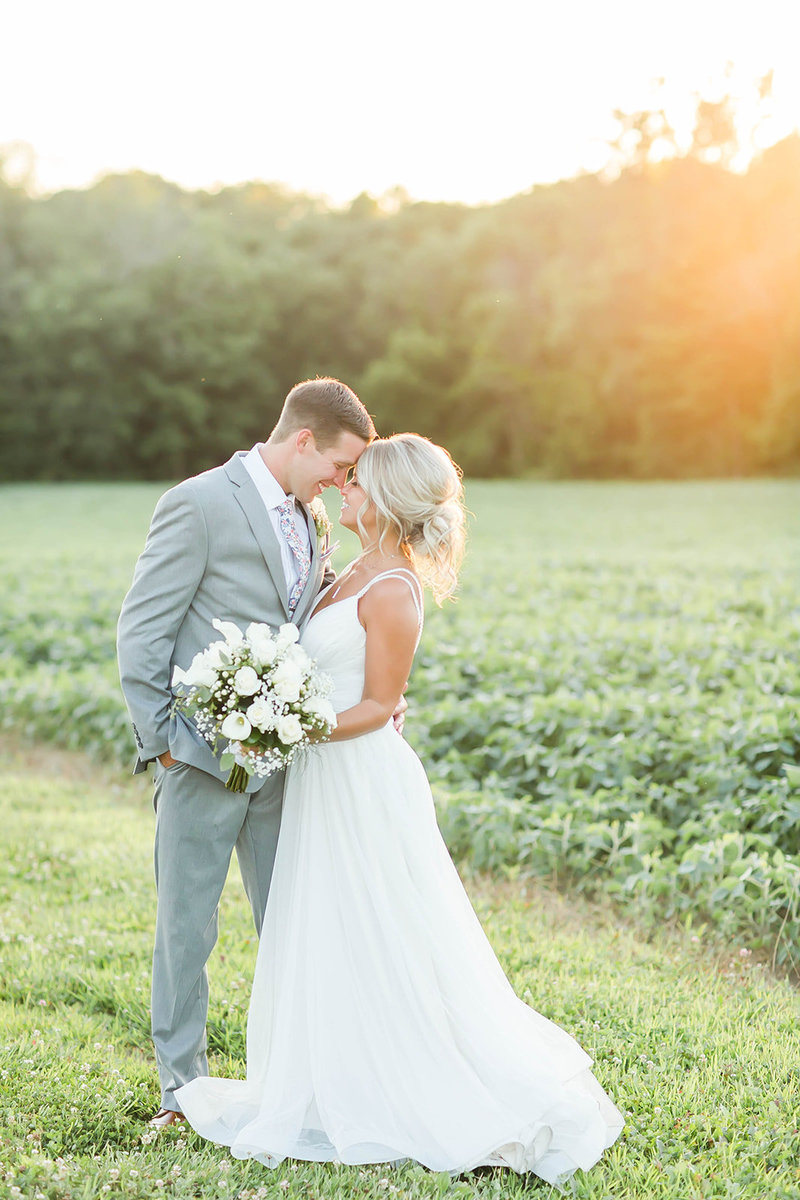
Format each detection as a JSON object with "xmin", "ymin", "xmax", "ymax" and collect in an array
[{"xmin": 1, "ymin": 131, "xmax": 799, "ymax": 480}]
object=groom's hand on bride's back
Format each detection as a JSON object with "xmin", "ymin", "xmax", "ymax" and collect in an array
[{"xmin": 392, "ymin": 685, "xmax": 409, "ymax": 736}]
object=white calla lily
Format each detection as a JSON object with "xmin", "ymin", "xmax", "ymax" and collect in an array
[
  {"xmin": 181, "ymin": 654, "xmax": 218, "ymax": 689},
  {"xmin": 220, "ymin": 711, "xmax": 252, "ymax": 740},
  {"xmin": 212, "ymin": 618, "xmax": 246, "ymax": 648},
  {"xmin": 202, "ymin": 640, "xmax": 230, "ymax": 669}
]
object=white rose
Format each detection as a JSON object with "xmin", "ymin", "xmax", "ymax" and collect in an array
[
  {"xmin": 211, "ymin": 618, "xmax": 246, "ymax": 648},
  {"xmin": 276, "ymin": 713, "xmax": 303, "ymax": 745},
  {"xmin": 271, "ymin": 659, "xmax": 303, "ymax": 703},
  {"xmin": 246, "ymin": 621, "xmax": 271, "ymax": 638},
  {"xmin": 246, "ymin": 697, "xmax": 277, "ymax": 733},
  {"xmin": 275, "ymin": 623, "xmax": 300, "ymax": 650},
  {"xmin": 233, "ymin": 666, "xmax": 261, "ymax": 696},
  {"xmin": 220, "ymin": 711, "xmax": 252, "ymax": 740},
  {"xmin": 246, "ymin": 623, "xmax": 277, "ymax": 667},
  {"xmin": 304, "ymin": 696, "xmax": 337, "ymax": 728},
  {"xmin": 286, "ymin": 643, "xmax": 311, "ymax": 670}
]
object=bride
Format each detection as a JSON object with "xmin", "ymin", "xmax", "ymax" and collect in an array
[{"xmin": 176, "ymin": 433, "xmax": 624, "ymax": 1185}]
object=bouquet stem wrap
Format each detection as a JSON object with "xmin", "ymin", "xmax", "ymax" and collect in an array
[{"xmin": 225, "ymin": 762, "xmax": 250, "ymax": 793}]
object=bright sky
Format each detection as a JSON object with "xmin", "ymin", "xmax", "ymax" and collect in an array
[{"xmin": 2, "ymin": 0, "xmax": 798, "ymax": 204}]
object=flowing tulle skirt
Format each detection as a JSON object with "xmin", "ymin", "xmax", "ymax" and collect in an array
[{"xmin": 177, "ymin": 726, "xmax": 623, "ymax": 1185}]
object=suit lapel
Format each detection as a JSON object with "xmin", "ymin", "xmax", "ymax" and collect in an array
[{"xmin": 224, "ymin": 453, "xmax": 291, "ymax": 620}]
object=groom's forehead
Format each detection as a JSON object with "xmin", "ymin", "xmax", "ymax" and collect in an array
[{"xmin": 327, "ymin": 431, "xmax": 369, "ymax": 465}]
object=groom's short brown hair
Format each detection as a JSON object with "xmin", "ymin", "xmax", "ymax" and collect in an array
[{"xmin": 272, "ymin": 378, "xmax": 376, "ymax": 448}]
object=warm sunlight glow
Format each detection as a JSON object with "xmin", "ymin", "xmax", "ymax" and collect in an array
[{"xmin": 2, "ymin": 0, "xmax": 798, "ymax": 202}]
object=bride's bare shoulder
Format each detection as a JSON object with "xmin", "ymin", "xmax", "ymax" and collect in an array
[{"xmin": 358, "ymin": 572, "xmax": 422, "ymax": 628}]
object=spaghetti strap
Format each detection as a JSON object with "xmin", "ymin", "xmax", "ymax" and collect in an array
[{"xmin": 354, "ymin": 569, "xmax": 424, "ymax": 632}]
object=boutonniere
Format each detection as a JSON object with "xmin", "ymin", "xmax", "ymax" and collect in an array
[
  {"xmin": 309, "ymin": 497, "xmax": 332, "ymax": 541},
  {"xmin": 309, "ymin": 497, "xmax": 338, "ymax": 560}
]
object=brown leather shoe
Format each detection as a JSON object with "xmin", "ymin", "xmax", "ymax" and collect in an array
[{"xmin": 149, "ymin": 1108, "xmax": 185, "ymax": 1129}]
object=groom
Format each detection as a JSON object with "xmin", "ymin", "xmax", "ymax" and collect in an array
[{"xmin": 117, "ymin": 377, "xmax": 376, "ymax": 1126}]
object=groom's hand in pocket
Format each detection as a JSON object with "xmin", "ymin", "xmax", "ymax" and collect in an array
[{"xmin": 158, "ymin": 750, "xmax": 179, "ymax": 769}]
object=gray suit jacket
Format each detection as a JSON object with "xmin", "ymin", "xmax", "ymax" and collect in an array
[{"xmin": 117, "ymin": 452, "xmax": 332, "ymax": 791}]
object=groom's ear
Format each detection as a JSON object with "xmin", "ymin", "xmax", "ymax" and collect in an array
[{"xmin": 295, "ymin": 429, "xmax": 315, "ymax": 453}]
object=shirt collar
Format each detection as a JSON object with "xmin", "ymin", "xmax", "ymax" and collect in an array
[{"xmin": 242, "ymin": 444, "xmax": 296, "ymax": 511}]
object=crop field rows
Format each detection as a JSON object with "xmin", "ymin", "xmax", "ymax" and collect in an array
[
  {"xmin": 2, "ymin": 480, "xmax": 799, "ymax": 970},
  {"xmin": 1, "ymin": 479, "xmax": 799, "ymax": 1199}
]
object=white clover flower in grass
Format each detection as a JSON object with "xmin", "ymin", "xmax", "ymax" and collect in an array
[
  {"xmin": 233, "ymin": 666, "xmax": 261, "ymax": 696},
  {"xmin": 220, "ymin": 711, "xmax": 252, "ymax": 741}
]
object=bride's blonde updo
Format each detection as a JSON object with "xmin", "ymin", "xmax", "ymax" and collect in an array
[{"xmin": 354, "ymin": 433, "xmax": 466, "ymax": 604}]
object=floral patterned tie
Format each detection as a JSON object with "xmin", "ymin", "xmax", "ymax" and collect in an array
[{"xmin": 277, "ymin": 497, "xmax": 311, "ymax": 617}]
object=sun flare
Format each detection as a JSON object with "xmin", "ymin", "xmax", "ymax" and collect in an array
[{"xmin": 0, "ymin": 0, "xmax": 798, "ymax": 202}]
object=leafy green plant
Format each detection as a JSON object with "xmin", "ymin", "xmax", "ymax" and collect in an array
[{"xmin": 1, "ymin": 479, "xmax": 799, "ymax": 971}]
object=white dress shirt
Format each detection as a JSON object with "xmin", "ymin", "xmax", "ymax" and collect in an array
[{"xmin": 242, "ymin": 444, "xmax": 311, "ymax": 595}]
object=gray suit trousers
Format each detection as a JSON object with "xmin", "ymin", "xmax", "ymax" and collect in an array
[{"xmin": 151, "ymin": 759, "xmax": 284, "ymax": 1110}]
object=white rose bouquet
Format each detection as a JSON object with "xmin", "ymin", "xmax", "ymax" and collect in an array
[{"xmin": 172, "ymin": 619, "xmax": 337, "ymax": 792}]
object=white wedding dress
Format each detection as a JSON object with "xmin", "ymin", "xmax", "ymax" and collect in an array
[{"xmin": 176, "ymin": 571, "xmax": 624, "ymax": 1185}]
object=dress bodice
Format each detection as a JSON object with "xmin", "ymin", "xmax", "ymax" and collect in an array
[{"xmin": 301, "ymin": 570, "xmax": 423, "ymax": 714}]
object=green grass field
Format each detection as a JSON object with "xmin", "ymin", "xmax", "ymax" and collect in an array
[
  {"xmin": 1, "ymin": 741, "xmax": 799, "ymax": 1200},
  {"xmin": 1, "ymin": 479, "xmax": 799, "ymax": 1198}
]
